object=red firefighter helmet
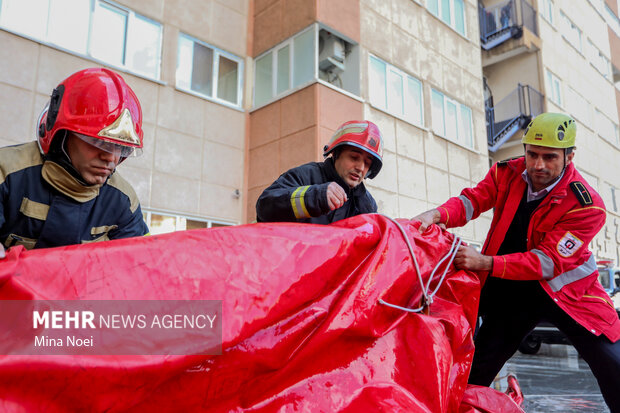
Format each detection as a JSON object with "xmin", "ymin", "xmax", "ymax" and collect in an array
[
  {"xmin": 37, "ymin": 68, "xmax": 143, "ymax": 157},
  {"xmin": 323, "ymin": 120, "xmax": 383, "ymax": 179}
]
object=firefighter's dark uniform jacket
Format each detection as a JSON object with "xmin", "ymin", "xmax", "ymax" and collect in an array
[
  {"xmin": 256, "ymin": 157, "xmax": 377, "ymax": 224},
  {"xmin": 0, "ymin": 142, "xmax": 148, "ymax": 249}
]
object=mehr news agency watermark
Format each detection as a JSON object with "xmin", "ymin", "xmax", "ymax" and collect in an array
[{"xmin": 0, "ymin": 300, "xmax": 222, "ymax": 355}]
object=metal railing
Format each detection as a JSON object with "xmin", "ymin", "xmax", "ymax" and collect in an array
[
  {"xmin": 486, "ymin": 84, "xmax": 544, "ymax": 151},
  {"xmin": 479, "ymin": 0, "xmax": 538, "ymax": 49}
]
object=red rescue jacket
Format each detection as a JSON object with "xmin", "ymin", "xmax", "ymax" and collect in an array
[{"xmin": 438, "ymin": 157, "xmax": 620, "ymax": 342}]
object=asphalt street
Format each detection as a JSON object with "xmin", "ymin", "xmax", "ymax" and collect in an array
[{"xmin": 498, "ymin": 344, "xmax": 609, "ymax": 412}]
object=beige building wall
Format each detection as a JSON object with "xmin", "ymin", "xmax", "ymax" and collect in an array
[
  {"xmin": 359, "ymin": 0, "xmax": 492, "ymax": 245},
  {"xmin": 0, "ymin": 0, "xmax": 249, "ymax": 225}
]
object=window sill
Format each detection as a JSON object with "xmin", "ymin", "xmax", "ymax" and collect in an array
[
  {"xmin": 430, "ymin": 129, "xmax": 482, "ymax": 155},
  {"xmin": 366, "ymin": 101, "xmax": 427, "ymax": 133},
  {"xmin": 250, "ymin": 79, "xmax": 363, "ymax": 113},
  {"xmin": 174, "ymin": 86, "xmax": 244, "ymax": 112},
  {"xmin": 426, "ymin": 10, "xmax": 470, "ymax": 44}
]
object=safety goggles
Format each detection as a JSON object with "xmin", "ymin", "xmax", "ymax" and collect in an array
[{"xmin": 74, "ymin": 133, "xmax": 142, "ymax": 158}]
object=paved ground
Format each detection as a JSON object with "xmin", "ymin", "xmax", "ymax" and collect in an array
[{"xmin": 497, "ymin": 344, "xmax": 609, "ymax": 412}]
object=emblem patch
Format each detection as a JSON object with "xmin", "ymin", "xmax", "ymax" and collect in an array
[{"xmin": 557, "ymin": 232, "xmax": 583, "ymax": 257}]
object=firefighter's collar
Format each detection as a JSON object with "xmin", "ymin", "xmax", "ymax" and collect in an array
[{"xmin": 41, "ymin": 161, "xmax": 102, "ymax": 203}]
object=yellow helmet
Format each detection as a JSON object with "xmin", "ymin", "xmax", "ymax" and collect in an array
[{"xmin": 521, "ymin": 112, "xmax": 576, "ymax": 148}]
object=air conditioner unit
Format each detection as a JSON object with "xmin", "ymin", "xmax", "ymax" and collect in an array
[{"xmin": 319, "ymin": 32, "xmax": 345, "ymax": 73}]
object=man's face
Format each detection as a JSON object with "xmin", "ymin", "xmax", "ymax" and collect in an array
[
  {"xmin": 525, "ymin": 144, "xmax": 574, "ymax": 191},
  {"xmin": 334, "ymin": 146, "xmax": 373, "ymax": 188},
  {"xmin": 66, "ymin": 133, "xmax": 121, "ymax": 185}
]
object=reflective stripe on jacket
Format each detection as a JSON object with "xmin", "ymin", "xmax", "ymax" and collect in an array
[
  {"xmin": 0, "ymin": 142, "xmax": 148, "ymax": 249},
  {"xmin": 256, "ymin": 158, "xmax": 377, "ymax": 224},
  {"xmin": 438, "ymin": 157, "xmax": 619, "ymax": 341}
]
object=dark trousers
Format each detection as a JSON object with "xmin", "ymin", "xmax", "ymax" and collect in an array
[{"xmin": 468, "ymin": 278, "xmax": 620, "ymax": 413}]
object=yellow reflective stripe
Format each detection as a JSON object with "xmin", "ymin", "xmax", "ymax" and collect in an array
[
  {"xmin": 290, "ymin": 186, "xmax": 311, "ymax": 219},
  {"xmin": 583, "ymin": 294, "xmax": 614, "ymax": 308},
  {"xmin": 565, "ymin": 206, "xmax": 606, "ymax": 215},
  {"xmin": 91, "ymin": 225, "xmax": 118, "ymax": 236},
  {"xmin": 19, "ymin": 197, "xmax": 49, "ymax": 221}
]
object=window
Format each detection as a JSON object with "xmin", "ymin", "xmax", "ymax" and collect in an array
[
  {"xmin": 431, "ymin": 88, "xmax": 474, "ymax": 148},
  {"xmin": 546, "ymin": 69, "xmax": 562, "ymax": 106},
  {"xmin": 253, "ymin": 26, "xmax": 316, "ymax": 107},
  {"xmin": 368, "ymin": 55, "xmax": 423, "ymax": 127},
  {"xmin": 540, "ymin": 0, "xmax": 554, "ymax": 24},
  {"xmin": 559, "ymin": 11, "xmax": 582, "ymax": 53},
  {"xmin": 586, "ymin": 39, "xmax": 612, "ymax": 80},
  {"xmin": 595, "ymin": 109, "xmax": 619, "ymax": 145},
  {"xmin": 143, "ymin": 211, "xmax": 235, "ymax": 235},
  {"xmin": 427, "ymin": 0, "xmax": 467, "ymax": 35},
  {"xmin": 176, "ymin": 33, "xmax": 243, "ymax": 108},
  {"xmin": 0, "ymin": 0, "xmax": 162, "ymax": 79}
]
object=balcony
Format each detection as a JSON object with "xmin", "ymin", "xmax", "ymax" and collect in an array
[
  {"xmin": 486, "ymin": 84, "xmax": 543, "ymax": 152},
  {"xmin": 479, "ymin": 0, "xmax": 540, "ymax": 66}
]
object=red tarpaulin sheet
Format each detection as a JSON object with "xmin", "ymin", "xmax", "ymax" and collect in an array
[{"xmin": 0, "ymin": 214, "xmax": 523, "ymax": 412}]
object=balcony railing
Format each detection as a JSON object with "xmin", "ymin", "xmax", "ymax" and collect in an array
[
  {"xmin": 479, "ymin": 0, "xmax": 538, "ymax": 50},
  {"xmin": 486, "ymin": 84, "xmax": 543, "ymax": 152}
]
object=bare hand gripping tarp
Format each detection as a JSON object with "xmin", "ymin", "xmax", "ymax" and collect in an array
[{"xmin": 0, "ymin": 214, "xmax": 523, "ymax": 412}]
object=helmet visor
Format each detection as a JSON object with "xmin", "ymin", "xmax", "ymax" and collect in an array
[{"xmin": 74, "ymin": 133, "xmax": 143, "ymax": 157}]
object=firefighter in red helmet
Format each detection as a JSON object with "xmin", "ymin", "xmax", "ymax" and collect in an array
[
  {"xmin": 0, "ymin": 68, "xmax": 148, "ymax": 256},
  {"xmin": 256, "ymin": 120, "xmax": 382, "ymax": 224}
]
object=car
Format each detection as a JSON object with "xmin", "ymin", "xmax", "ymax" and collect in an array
[{"xmin": 518, "ymin": 260, "xmax": 620, "ymax": 355}]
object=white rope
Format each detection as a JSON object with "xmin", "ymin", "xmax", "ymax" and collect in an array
[{"xmin": 375, "ymin": 214, "xmax": 461, "ymax": 313}]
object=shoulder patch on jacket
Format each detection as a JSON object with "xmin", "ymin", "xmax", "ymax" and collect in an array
[
  {"xmin": 0, "ymin": 142, "xmax": 44, "ymax": 185},
  {"xmin": 569, "ymin": 182, "xmax": 593, "ymax": 206},
  {"xmin": 107, "ymin": 172, "xmax": 141, "ymax": 213}
]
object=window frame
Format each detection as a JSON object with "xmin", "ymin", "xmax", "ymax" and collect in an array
[
  {"xmin": 0, "ymin": 0, "xmax": 163, "ymax": 80},
  {"xmin": 427, "ymin": 0, "xmax": 467, "ymax": 36},
  {"xmin": 545, "ymin": 69, "xmax": 563, "ymax": 107},
  {"xmin": 142, "ymin": 210, "xmax": 236, "ymax": 235},
  {"xmin": 252, "ymin": 25, "xmax": 318, "ymax": 108},
  {"xmin": 176, "ymin": 32, "xmax": 244, "ymax": 109},
  {"xmin": 540, "ymin": 0, "xmax": 554, "ymax": 25},
  {"xmin": 559, "ymin": 10, "xmax": 582, "ymax": 53},
  {"xmin": 368, "ymin": 54, "xmax": 424, "ymax": 129},
  {"xmin": 431, "ymin": 88, "xmax": 474, "ymax": 149}
]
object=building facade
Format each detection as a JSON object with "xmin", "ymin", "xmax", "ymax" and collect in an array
[{"xmin": 0, "ymin": 0, "xmax": 619, "ymax": 261}]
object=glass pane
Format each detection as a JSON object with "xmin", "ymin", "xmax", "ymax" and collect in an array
[
  {"xmin": 149, "ymin": 214, "xmax": 177, "ymax": 235},
  {"xmin": 277, "ymin": 45, "xmax": 290, "ymax": 95},
  {"xmin": 1, "ymin": 0, "xmax": 49, "ymax": 39},
  {"xmin": 190, "ymin": 42, "xmax": 213, "ymax": 96},
  {"xmin": 47, "ymin": 0, "xmax": 89, "ymax": 53},
  {"xmin": 217, "ymin": 55, "xmax": 239, "ymax": 104},
  {"xmin": 460, "ymin": 104, "xmax": 473, "ymax": 147},
  {"xmin": 186, "ymin": 220, "xmax": 208, "ymax": 230},
  {"xmin": 126, "ymin": 14, "xmax": 162, "ymax": 78},
  {"xmin": 176, "ymin": 35, "xmax": 194, "ymax": 90},
  {"xmin": 405, "ymin": 76, "xmax": 423, "ymax": 126},
  {"xmin": 427, "ymin": 0, "xmax": 439, "ymax": 16},
  {"xmin": 91, "ymin": 2, "xmax": 127, "ymax": 65},
  {"xmin": 454, "ymin": 0, "xmax": 465, "ymax": 34},
  {"xmin": 211, "ymin": 222, "xmax": 232, "ymax": 228},
  {"xmin": 387, "ymin": 70, "xmax": 403, "ymax": 116},
  {"xmin": 553, "ymin": 79, "xmax": 561, "ymax": 106},
  {"xmin": 369, "ymin": 56, "xmax": 387, "ymax": 110},
  {"xmin": 431, "ymin": 89, "xmax": 445, "ymax": 136},
  {"xmin": 293, "ymin": 28, "xmax": 315, "ymax": 87},
  {"xmin": 255, "ymin": 52, "xmax": 273, "ymax": 106},
  {"xmin": 441, "ymin": 0, "xmax": 451, "ymax": 25},
  {"xmin": 445, "ymin": 100, "xmax": 457, "ymax": 141}
]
